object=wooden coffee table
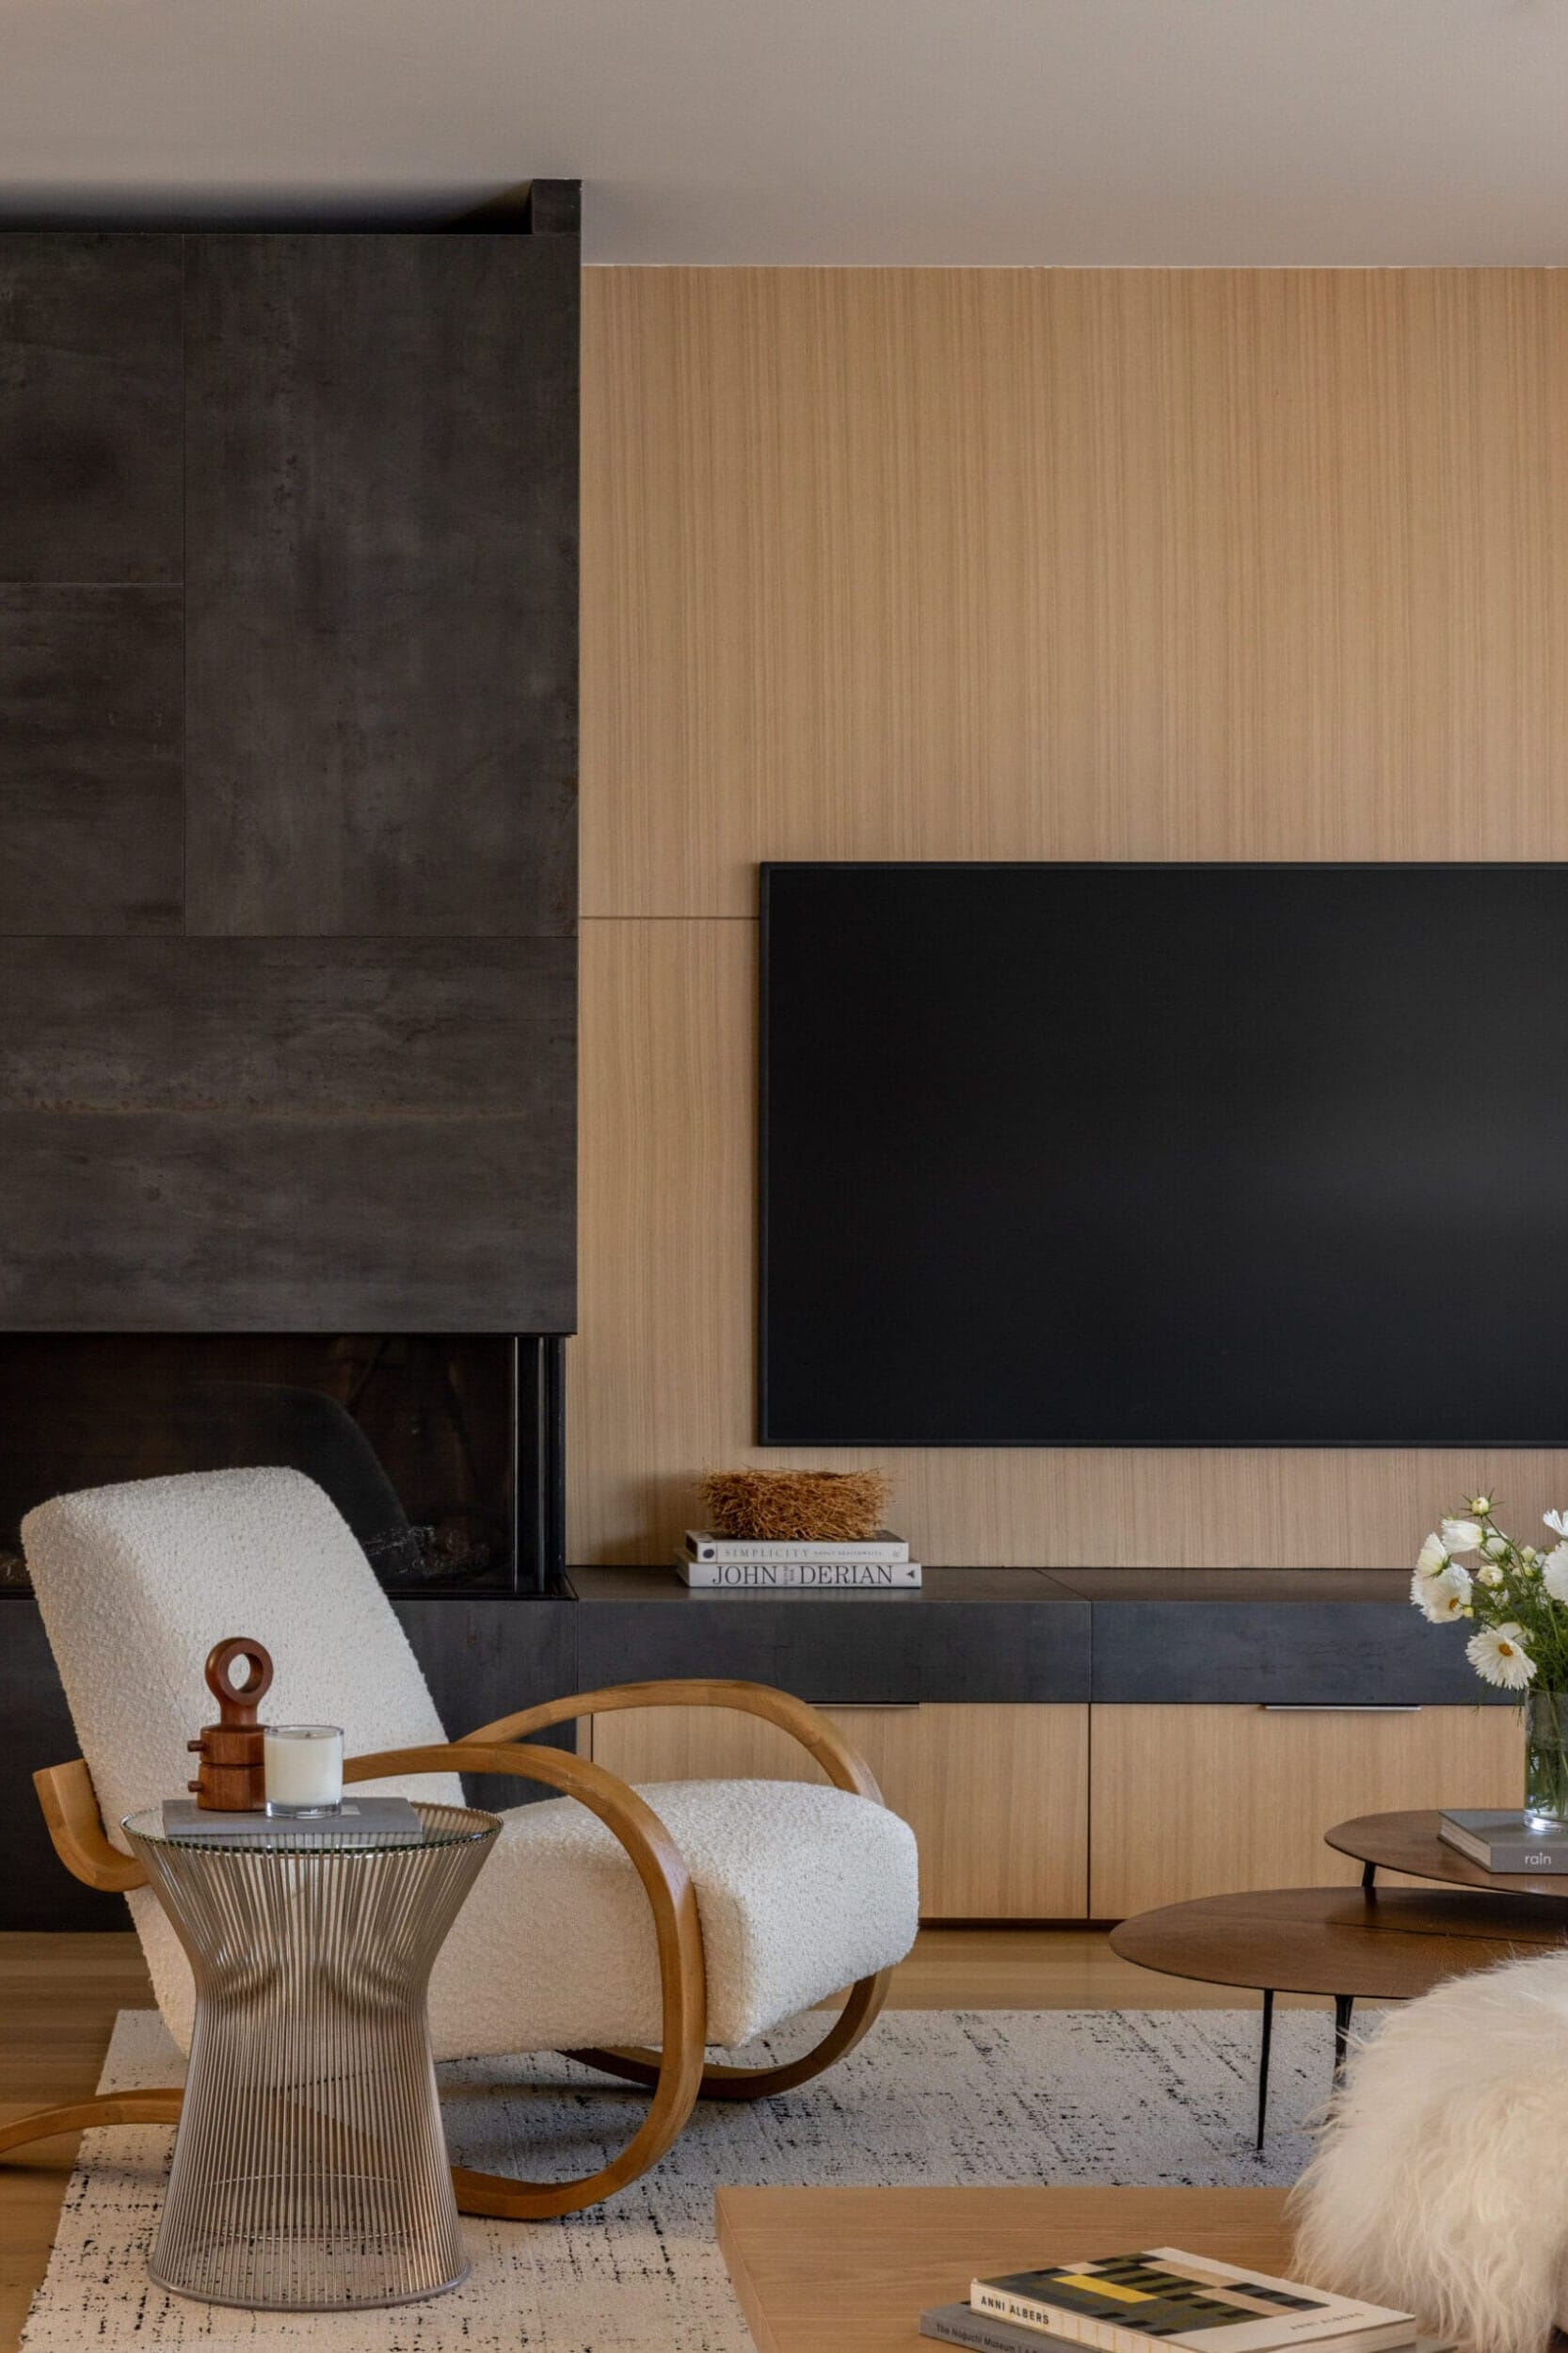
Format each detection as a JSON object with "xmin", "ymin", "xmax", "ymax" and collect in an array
[
  {"xmin": 1326, "ymin": 1809, "xmax": 1568, "ymax": 1897},
  {"xmin": 716, "ymin": 2184, "xmax": 1292, "ymax": 2353},
  {"xmin": 1111, "ymin": 1883, "xmax": 1568, "ymax": 2147}
]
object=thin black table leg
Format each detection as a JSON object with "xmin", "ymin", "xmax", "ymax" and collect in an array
[
  {"xmin": 1333, "ymin": 1993, "xmax": 1354, "ymax": 2076},
  {"xmin": 1361, "ymin": 1860, "xmax": 1377, "ymax": 1890},
  {"xmin": 1256, "ymin": 1988, "xmax": 1273, "ymax": 2150}
]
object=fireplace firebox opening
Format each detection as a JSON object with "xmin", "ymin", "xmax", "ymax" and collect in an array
[{"xmin": 0, "ymin": 1335, "xmax": 565, "ymax": 1596}]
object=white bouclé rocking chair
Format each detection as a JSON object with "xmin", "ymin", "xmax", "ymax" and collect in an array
[{"xmin": 2, "ymin": 1466, "xmax": 919, "ymax": 2215}]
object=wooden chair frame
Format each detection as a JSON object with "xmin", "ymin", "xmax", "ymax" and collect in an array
[{"xmin": 3, "ymin": 1677, "xmax": 896, "ymax": 2217}]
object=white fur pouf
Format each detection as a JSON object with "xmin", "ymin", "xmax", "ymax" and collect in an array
[{"xmin": 1291, "ymin": 1948, "xmax": 1568, "ymax": 2353}]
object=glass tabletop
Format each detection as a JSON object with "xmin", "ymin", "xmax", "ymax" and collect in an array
[{"xmin": 124, "ymin": 1800, "xmax": 500, "ymax": 1856}]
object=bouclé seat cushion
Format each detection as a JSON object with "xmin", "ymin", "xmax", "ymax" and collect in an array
[{"xmin": 141, "ymin": 1776, "xmax": 919, "ymax": 2057}]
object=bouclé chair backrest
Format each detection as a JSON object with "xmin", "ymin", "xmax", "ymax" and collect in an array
[{"xmin": 24, "ymin": 1465, "xmax": 462, "ymax": 1855}]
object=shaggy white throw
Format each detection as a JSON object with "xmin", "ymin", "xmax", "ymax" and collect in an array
[{"xmin": 1293, "ymin": 1947, "xmax": 1568, "ymax": 2353}]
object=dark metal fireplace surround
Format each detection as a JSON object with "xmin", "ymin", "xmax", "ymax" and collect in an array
[
  {"xmin": 0, "ymin": 1336, "xmax": 567, "ymax": 1596},
  {"xmin": 0, "ymin": 197, "xmax": 582, "ymax": 1918}
]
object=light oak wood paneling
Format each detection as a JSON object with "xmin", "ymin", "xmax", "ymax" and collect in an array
[
  {"xmin": 1089, "ymin": 1703, "xmax": 1522, "ymax": 1917},
  {"xmin": 575, "ymin": 267, "xmax": 1568, "ymax": 1568},
  {"xmin": 569, "ymin": 919, "xmax": 1568, "ymax": 1564},
  {"xmin": 584, "ymin": 269, "xmax": 1568, "ymax": 919},
  {"xmin": 589, "ymin": 1700, "xmax": 1090, "ymax": 1919}
]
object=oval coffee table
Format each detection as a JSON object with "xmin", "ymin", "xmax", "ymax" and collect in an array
[
  {"xmin": 1325, "ymin": 1809, "xmax": 1568, "ymax": 1897},
  {"xmin": 1110, "ymin": 1882, "xmax": 1568, "ymax": 2148}
]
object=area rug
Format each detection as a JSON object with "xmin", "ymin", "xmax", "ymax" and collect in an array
[{"xmin": 24, "ymin": 2007, "xmax": 1341, "ymax": 2353}]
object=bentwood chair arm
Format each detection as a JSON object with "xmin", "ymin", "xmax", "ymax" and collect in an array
[
  {"xmin": 459, "ymin": 1677, "xmax": 886, "ymax": 1804},
  {"xmin": 34, "ymin": 1681, "xmax": 881, "ymax": 1901},
  {"xmin": 34, "ymin": 1759, "xmax": 148, "ymax": 1893},
  {"xmin": 342, "ymin": 1739, "xmax": 708, "ymax": 2217}
]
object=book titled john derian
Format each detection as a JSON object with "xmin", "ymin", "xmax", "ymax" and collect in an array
[
  {"xmin": 968, "ymin": 2250, "xmax": 1416, "ymax": 2353},
  {"xmin": 1438, "ymin": 1809, "xmax": 1568, "ymax": 1872},
  {"xmin": 674, "ymin": 1553, "xmax": 921, "ymax": 1589}
]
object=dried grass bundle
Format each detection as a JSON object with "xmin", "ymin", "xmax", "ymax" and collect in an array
[{"xmin": 698, "ymin": 1468, "xmax": 891, "ymax": 1543}]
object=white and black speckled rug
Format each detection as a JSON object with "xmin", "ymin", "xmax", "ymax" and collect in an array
[{"xmin": 24, "ymin": 2006, "xmax": 1343, "ymax": 2353}]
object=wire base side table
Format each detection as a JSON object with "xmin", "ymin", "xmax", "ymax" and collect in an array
[{"xmin": 124, "ymin": 1802, "xmax": 499, "ymax": 2311}]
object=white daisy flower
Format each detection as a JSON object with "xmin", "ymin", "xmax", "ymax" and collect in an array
[
  {"xmin": 1442, "ymin": 1517, "xmax": 1483, "ymax": 1555},
  {"xmin": 1544, "ymin": 1511, "xmax": 1568, "ymax": 1538},
  {"xmin": 1412, "ymin": 1564, "xmax": 1472, "ymax": 1623},
  {"xmin": 1481, "ymin": 1532, "xmax": 1509, "ymax": 1559},
  {"xmin": 1477, "ymin": 1561, "xmax": 1505, "ymax": 1588},
  {"xmin": 1543, "ymin": 1545, "xmax": 1568, "ymax": 1604},
  {"xmin": 1416, "ymin": 1531, "xmax": 1449, "ymax": 1578},
  {"xmin": 1466, "ymin": 1623, "xmax": 1536, "ymax": 1689}
]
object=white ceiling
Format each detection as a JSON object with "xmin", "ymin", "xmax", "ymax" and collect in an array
[{"xmin": 1, "ymin": 0, "xmax": 1565, "ymax": 265}]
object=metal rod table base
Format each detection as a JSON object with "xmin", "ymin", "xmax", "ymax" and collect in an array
[
  {"xmin": 1254, "ymin": 1989, "xmax": 1355, "ymax": 2150},
  {"xmin": 126, "ymin": 1804, "xmax": 497, "ymax": 2311}
]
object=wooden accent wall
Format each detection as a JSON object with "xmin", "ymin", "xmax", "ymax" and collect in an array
[{"xmin": 575, "ymin": 268, "xmax": 1568, "ymax": 1567}]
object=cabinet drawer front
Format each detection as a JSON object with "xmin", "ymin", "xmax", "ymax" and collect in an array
[
  {"xmin": 1090, "ymin": 1703, "xmax": 1520, "ymax": 1917},
  {"xmin": 590, "ymin": 1701, "xmax": 1089, "ymax": 1920}
]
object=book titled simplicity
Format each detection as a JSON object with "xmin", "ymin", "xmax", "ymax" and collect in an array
[
  {"xmin": 684, "ymin": 1529, "xmax": 910, "ymax": 1562},
  {"xmin": 970, "ymin": 2250, "xmax": 1414, "ymax": 2353}
]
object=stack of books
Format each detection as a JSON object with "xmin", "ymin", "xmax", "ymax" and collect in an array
[
  {"xmin": 674, "ymin": 1529, "xmax": 920, "ymax": 1591},
  {"xmin": 920, "ymin": 2247, "xmax": 1436, "ymax": 2353},
  {"xmin": 161, "ymin": 1797, "xmax": 425, "ymax": 1846},
  {"xmin": 1438, "ymin": 1809, "xmax": 1568, "ymax": 1872}
]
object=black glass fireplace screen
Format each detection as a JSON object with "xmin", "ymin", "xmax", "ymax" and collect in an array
[{"xmin": 0, "ymin": 1335, "xmax": 564, "ymax": 1594}]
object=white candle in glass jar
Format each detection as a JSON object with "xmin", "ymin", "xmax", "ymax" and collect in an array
[{"xmin": 264, "ymin": 1724, "xmax": 344, "ymax": 1816}]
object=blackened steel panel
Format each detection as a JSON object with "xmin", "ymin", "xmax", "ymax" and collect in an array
[
  {"xmin": 183, "ymin": 232, "xmax": 578, "ymax": 938},
  {"xmin": 0, "ymin": 585, "xmax": 183, "ymax": 934},
  {"xmin": 0, "ymin": 936, "xmax": 575, "ymax": 1330},
  {"xmin": 0, "ymin": 233, "xmax": 184, "ymax": 586}
]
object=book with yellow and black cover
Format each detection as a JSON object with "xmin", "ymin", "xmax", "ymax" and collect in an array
[{"xmin": 969, "ymin": 2250, "xmax": 1414, "ymax": 2353}]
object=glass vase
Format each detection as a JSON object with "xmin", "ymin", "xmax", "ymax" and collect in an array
[{"xmin": 1524, "ymin": 1690, "xmax": 1568, "ymax": 1830}]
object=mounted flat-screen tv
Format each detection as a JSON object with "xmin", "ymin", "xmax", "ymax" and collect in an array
[{"xmin": 760, "ymin": 862, "xmax": 1568, "ymax": 1446}]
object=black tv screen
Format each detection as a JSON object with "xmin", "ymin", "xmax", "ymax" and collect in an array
[{"xmin": 760, "ymin": 863, "xmax": 1568, "ymax": 1446}]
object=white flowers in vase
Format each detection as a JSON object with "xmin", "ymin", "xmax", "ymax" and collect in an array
[{"xmin": 1412, "ymin": 1494, "xmax": 1568, "ymax": 1689}]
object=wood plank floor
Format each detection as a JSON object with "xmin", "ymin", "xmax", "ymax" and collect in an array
[
  {"xmin": 0, "ymin": 1928, "xmax": 1335, "ymax": 2351},
  {"xmin": 0, "ymin": 1935, "xmax": 154, "ymax": 2352}
]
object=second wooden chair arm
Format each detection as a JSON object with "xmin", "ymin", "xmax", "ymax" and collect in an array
[
  {"xmin": 344, "ymin": 1738, "xmax": 708, "ymax": 2217},
  {"xmin": 457, "ymin": 1678, "xmax": 885, "ymax": 1804},
  {"xmin": 34, "ymin": 1759, "xmax": 148, "ymax": 1893}
]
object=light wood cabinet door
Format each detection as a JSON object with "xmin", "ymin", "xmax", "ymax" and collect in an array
[
  {"xmin": 1090, "ymin": 1704, "xmax": 1522, "ymax": 1917},
  {"xmin": 589, "ymin": 1701, "xmax": 1089, "ymax": 1921}
]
